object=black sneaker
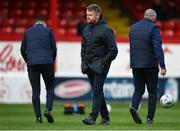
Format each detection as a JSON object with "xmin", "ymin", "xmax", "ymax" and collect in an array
[
  {"xmin": 129, "ymin": 107, "xmax": 142, "ymax": 124},
  {"xmin": 100, "ymin": 118, "xmax": 110, "ymax": 125},
  {"xmin": 82, "ymin": 116, "xmax": 95, "ymax": 125},
  {"xmin": 44, "ymin": 110, "xmax": 54, "ymax": 123},
  {"xmin": 36, "ymin": 117, "xmax": 43, "ymax": 124},
  {"xmin": 147, "ymin": 118, "xmax": 154, "ymax": 124}
]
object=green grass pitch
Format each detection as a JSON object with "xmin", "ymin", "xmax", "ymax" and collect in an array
[{"xmin": 0, "ymin": 101, "xmax": 180, "ymax": 130}]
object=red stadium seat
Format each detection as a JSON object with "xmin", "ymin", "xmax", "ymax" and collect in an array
[
  {"xmin": 15, "ymin": 27, "xmax": 26, "ymax": 34},
  {"xmin": 66, "ymin": 27, "xmax": 77, "ymax": 35},
  {"xmin": 38, "ymin": 2, "xmax": 49, "ymax": 9},
  {"xmin": 62, "ymin": 10, "xmax": 73, "ymax": 18},
  {"xmin": 9, "ymin": 1, "xmax": 23, "ymax": 8},
  {"xmin": 1, "ymin": 19, "xmax": 15, "ymax": 27},
  {"xmin": 0, "ymin": 9, "xmax": 8, "ymax": 17},
  {"xmin": 58, "ymin": 28, "xmax": 66, "ymax": 36},
  {"xmin": 57, "ymin": 10, "xmax": 61, "ymax": 18},
  {"xmin": 75, "ymin": 10, "xmax": 85, "ymax": 18},
  {"xmin": 162, "ymin": 30, "xmax": 174, "ymax": 37},
  {"xmin": 47, "ymin": 20, "xmax": 52, "ymax": 27},
  {"xmin": 64, "ymin": 2, "xmax": 74, "ymax": 9},
  {"xmin": 0, "ymin": 1, "xmax": 9, "ymax": 8},
  {"xmin": 24, "ymin": 1, "xmax": 37, "ymax": 8},
  {"xmin": 7, "ymin": 18, "xmax": 15, "ymax": 26},
  {"xmin": 36, "ymin": 9, "xmax": 48, "ymax": 18},
  {"xmin": 9, "ymin": 9, "xmax": 22, "ymax": 17},
  {"xmin": 75, "ymin": 2, "xmax": 86, "ymax": 10},
  {"xmin": 132, "ymin": 11, "xmax": 144, "ymax": 21},
  {"xmin": 69, "ymin": 19, "xmax": 80, "ymax": 27},
  {"xmin": 174, "ymin": 30, "xmax": 180, "ymax": 37},
  {"xmin": 162, "ymin": 21, "xmax": 175, "ymax": 30},
  {"xmin": 59, "ymin": 19, "xmax": 68, "ymax": 27},
  {"xmin": 1, "ymin": 26, "xmax": 13, "ymax": 34},
  {"xmin": 175, "ymin": 22, "xmax": 180, "ymax": 31},
  {"xmin": 17, "ymin": 19, "xmax": 29, "ymax": 27},
  {"xmin": 22, "ymin": 9, "xmax": 35, "ymax": 18}
]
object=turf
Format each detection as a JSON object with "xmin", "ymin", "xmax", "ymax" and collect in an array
[{"xmin": 0, "ymin": 101, "xmax": 180, "ymax": 130}]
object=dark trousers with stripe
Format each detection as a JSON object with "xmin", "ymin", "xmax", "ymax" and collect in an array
[
  {"xmin": 87, "ymin": 65, "xmax": 110, "ymax": 121},
  {"xmin": 131, "ymin": 67, "xmax": 159, "ymax": 120},
  {"xmin": 28, "ymin": 64, "xmax": 55, "ymax": 119}
]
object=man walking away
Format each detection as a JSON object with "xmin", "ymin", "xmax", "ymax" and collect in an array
[
  {"xmin": 20, "ymin": 18, "xmax": 57, "ymax": 123},
  {"xmin": 129, "ymin": 9, "xmax": 166, "ymax": 124}
]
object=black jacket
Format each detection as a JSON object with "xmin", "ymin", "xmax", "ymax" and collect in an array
[
  {"xmin": 81, "ymin": 17, "xmax": 118, "ymax": 74},
  {"xmin": 20, "ymin": 24, "xmax": 57, "ymax": 66}
]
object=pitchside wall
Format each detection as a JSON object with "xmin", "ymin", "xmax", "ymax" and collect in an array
[{"xmin": 0, "ymin": 42, "xmax": 179, "ymax": 103}]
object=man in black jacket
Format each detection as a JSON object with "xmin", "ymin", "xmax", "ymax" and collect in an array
[
  {"xmin": 20, "ymin": 18, "xmax": 57, "ymax": 123},
  {"xmin": 81, "ymin": 4, "xmax": 118, "ymax": 125}
]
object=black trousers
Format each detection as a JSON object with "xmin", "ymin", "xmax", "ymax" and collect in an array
[
  {"xmin": 131, "ymin": 67, "xmax": 159, "ymax": 120},
  {"xmin": 87, "ymin": 64, "xmax": 110, "ymax": 121},
  {"xmin": 28, "ymin": 64, "xmax": 55, "ymax": 118}
]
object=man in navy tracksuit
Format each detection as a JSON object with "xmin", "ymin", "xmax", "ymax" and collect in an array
[
  {"xmin": 129, "ymin": 9, "xmax": 166, "ymax": 124},
  {"xmin": 20, "ymin": 18, "xmax": 57, "ymax": 123}
]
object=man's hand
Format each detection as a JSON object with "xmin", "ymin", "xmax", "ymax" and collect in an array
[
  {"xmin": 160, "ymin": 68, "xmax": 167, "ymax": 76},
  {"xmin": 82, "ymin": 69, "xmax": 87, "ymax": 74}
]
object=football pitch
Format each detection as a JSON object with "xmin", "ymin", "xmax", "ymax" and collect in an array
[{"xmin": 0, "ymin": 101, "xmax": 180, "ymax": 130}]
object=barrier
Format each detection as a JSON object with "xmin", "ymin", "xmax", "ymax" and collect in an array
[{"xmin": 0, "ymin": 41, "xmax": 180, "ymax": 103}]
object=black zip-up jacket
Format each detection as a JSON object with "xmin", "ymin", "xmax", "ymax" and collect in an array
[{"xmin": 81, "ymin": 17, "xmax": 118, "ymax": 74}]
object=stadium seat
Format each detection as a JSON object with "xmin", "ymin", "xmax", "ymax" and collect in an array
[
  {"xmin": 162, "ymin": 21, "xmax": 175, "ymax": 30},
  {"xmin": 0, "ymin": 0, "xmax": 87, "ymax": 40},
  {"xmin": 132, "ymin": 11, "xmax": 144, "ymax": 21},
  {"xmin": 58, "ymin": 28, "xmax": 66, "ymax": 36},
  {"xmin": 36, "ymin": 9, "xmax": 48, "ymax": 19},
  {"xmin": 22, "ymin": 9, "xmax": 35, "ymax": 18},
  {"xmin": 175, "ymin": 30, "xmax": 180, "ymax": 37},
  {"xmin": 66, "ymin": 27, "xmax": 77, "ymax": 35},
  {"xmin": 59, "ymin": 19, "xmax": 68, "ymax": 27},
  {"xmin": 62, "ymin": 10, "xmax": 73, "ymax": 18},
  {"xmin": 162, "ymin": 29, "xmax": 174, "ymax": 37},
  {"xmin": 175, "ymin": 22, "xmax": 180, "ymax": 31},
  {"xmin": 15, "ymin": 27, "xmax": 26, "ymax": 34},
  {"xmin": 0, "ymin": 1, "xmax": 9, "ymax": 8},
  {"xmin": 64, "ymin": 2, "xmax": 74, "ymax": 9},
  {"xmin": 24, "ymin": 1, "xmax": 36, "ymax": 9},
  {"xmin": 9, "ymin": 9, "xmax": 22, "ymax": 17},
  {"xmin": 1, "ymin": 26, "xmax": 13, "ymax": 34}
]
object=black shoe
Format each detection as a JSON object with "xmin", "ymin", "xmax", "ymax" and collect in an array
[
  {"xmin": 36, "ymin": 117, "xmax": 43, "ymax": 124},
  {"xmin": 44, "ymin": 110, "xmax": 54, "ymax": 123},
  {"xmin": 147, "ymin": 118, "xmax": 154, "ymax": 124},
  {"xmin": 82, "ymin": 116, "xmax": 95, "ymax": 125},
  {"xmin": 100, "ymin": 118, "xmax": 110, "ymax": 125},
  {"xmin": 129, "ymin": 107, "xmax": 142, "ymax": 124}
]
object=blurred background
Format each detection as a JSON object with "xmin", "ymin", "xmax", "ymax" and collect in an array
[
  {"xmin": 0, "ymin": 0, "xmax": 180, "ymax": 105},
  {"xmin": 0, "ymin": 0, "xmax": 180, "ymax": 41}
]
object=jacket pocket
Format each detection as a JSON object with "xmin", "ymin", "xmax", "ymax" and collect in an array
[{"xmin": 91, "ymin": 58, "xmax": 104, "ymax": 74}]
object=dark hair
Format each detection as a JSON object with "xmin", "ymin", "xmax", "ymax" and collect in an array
[
  {"xmin": 86, "ymin": 4, "xmax": 101, "ymax": 13},
  {"xmin": 35, "ymin": 18, "xmax": 45, "ymax": 22}
]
